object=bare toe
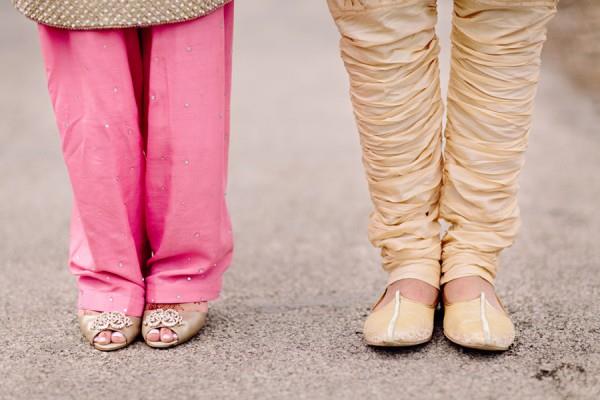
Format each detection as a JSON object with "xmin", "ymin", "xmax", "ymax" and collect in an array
[
  {"xmin": 111, "ymin": 331, "xmax": 126, "ymax": 344},
  {"xmin": 94, "ymin": 330, "xmax": 112, "ymax": 344},
  {"xmin": 147, "ymin": 329, "xmax": 160, "ymax": 342},
  {"xmin": 160, "ymin": 327, "xmax": 175, "ymax": 343}
]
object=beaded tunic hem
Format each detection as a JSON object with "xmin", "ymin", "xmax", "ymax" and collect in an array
[{"xmin": 11, "ymin": 0, "xmax": 231, "ymax": 30}]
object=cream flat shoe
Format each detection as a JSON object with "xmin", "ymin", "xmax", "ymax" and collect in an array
[
  {"xmin": 443, "ymin": 292, "xmax": 515, "ymax": 351},
  {"xmin": 141, "ymin": 307, "xmax": 207, "ymax": 349},
  {"xmin": 79, "ymin": 311, "xmax": 141, "ymax": 351},
  {"xmin": 363, "ymin": 288, "xmax": 435, "ymax": 347}
]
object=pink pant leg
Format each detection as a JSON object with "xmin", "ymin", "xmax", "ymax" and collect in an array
[
  {"xmin": 38, "ymin": 26, "xmax": 147, "ymax": 316},
  {"xmin": 142, "ymin": 4, "xmax": 235, "ymax": 304}
]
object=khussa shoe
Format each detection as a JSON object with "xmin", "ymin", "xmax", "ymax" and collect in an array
[
  {"xmin": 141, "ymin": 307, "xmax": 207, "ymax": 349},
  {"xmin": 443, "ymin": 292, "xmax": 515, "ymax": 351},
  {"xmin": 79, "ymin": 311, "xmax": 141, "ymax": 351},
  {"xmin": 363, "ymin": 288, "xmax": 435, "ymax": 347}
]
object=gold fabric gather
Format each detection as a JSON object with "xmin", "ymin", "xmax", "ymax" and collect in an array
[
  {"xmin": 11, "ymin": 0, "xmax": 231, "ymax": 30},
  {"xmin": 327, "ymin": 0, "xmax": 557, "ymax": 287}
]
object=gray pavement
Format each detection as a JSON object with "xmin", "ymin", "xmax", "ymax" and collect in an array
[{"xmin": 1, "ymin": 2, "xmax": 599, "ymax": 399}]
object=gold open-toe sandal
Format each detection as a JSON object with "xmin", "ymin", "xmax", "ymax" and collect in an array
[
  {"xmin": 141, "ymin": 307, "xmax": 207, "ymax": 349},
  {"xmin": 443, "ymin": 292, "xmax": 515, "ymax": 351},
  {"xmin": 79, "ymin": 311, "xmax": 141, "ymax": 351},
  {"xmin": 363, "ymin": 288, "xmax": 436, "ymax": 347}
]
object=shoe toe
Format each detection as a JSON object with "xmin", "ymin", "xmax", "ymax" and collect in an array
[
  {"xmin": 364, "ymin": 296, "xmax": 434, "ymax": 346},
  {"xmin": 444, "ymin": 298, "xmax": 515, "ymax": 350}
]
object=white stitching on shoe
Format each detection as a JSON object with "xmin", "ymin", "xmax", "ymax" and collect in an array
[
  {"xmin": 480, "ymin": 292, "xmax": 491, "ymax": 345},
  {"xmin": 387, "ymin": 290, "xmax": 401, "ymax": 340}
]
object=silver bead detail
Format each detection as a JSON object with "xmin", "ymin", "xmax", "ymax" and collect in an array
[
  {"xmin": 143, "ymin": 309, "xmax": 182, "ymax": 328},
  {"xmin": 14, "ymin": 0, "xmax": 230, "ymax": 30},
  {"xmin": 89, "ymin": 312, "xmax": 132, "ymax": 331}
]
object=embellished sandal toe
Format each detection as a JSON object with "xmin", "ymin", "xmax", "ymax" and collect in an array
[
  {"xmin": 79, "ymin": 311, "xmax": 141, "ymax": 351},
  {"xmin": 141, "ymin": 306, "xmax": 207, "ymax": 349}
]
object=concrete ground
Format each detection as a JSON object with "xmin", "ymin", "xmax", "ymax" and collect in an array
[{"xmin": 1, "ymin": 2, "xmax": 599, "ymax": 399}]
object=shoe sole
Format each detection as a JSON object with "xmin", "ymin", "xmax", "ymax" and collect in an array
[
  {"xmin": 365, "ymin": 336, "xmax": 432, "ymax": 347},
  {"xmin": 144, "ymin": 340, "xmax": 180, "ymax": 349},
  {"xmin": 444, "ymin": 333, "xmax": 510, "ymax": 351},
  {"xmin": 93, "ymin": 342, "xmax": 129, "ymax": 351}
]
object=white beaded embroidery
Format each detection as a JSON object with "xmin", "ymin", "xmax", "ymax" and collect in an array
[
  {"xmin": 12, "ymin": 0, "xmax": 230, "ymax": 30},
  {"xmin": 89, "ymin": 311, "xmax": 133, "ymax": 331},
  {"xmin": 144, "ymin": 309, "xmax": 183, "ymax": 328}
]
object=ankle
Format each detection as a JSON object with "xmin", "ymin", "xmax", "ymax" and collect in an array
[
  {"xmin": 374, "ymin": 279, "xmax": 439, "ymax": 311},
  {"xmin": 443, "ymin": 276, "xmax": 503, "ymax": 311}
]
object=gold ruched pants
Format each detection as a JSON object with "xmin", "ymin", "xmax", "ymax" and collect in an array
[{"xmin": 328, "ymin": 0, "xmax": 557, "ymax": 288}]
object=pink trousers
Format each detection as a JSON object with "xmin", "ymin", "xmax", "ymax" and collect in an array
[{"xmin": 38, "ymin": 3, "xmax": 234, "ymax": 317}]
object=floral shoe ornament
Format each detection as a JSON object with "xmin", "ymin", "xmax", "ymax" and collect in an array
[
  {"xmin": 143, "ymin": 309, "xmax": 183, "ymax": 328},
  {"xmin": 89, "ymin": 312, "xmax": 133, "ymax": 331}
]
